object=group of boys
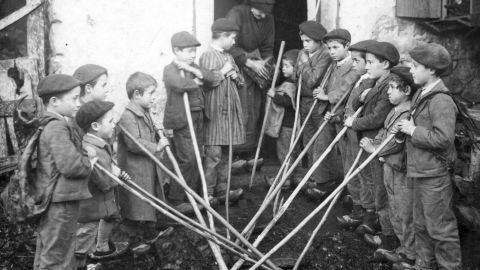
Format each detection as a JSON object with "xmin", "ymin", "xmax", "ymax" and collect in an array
[
  {"xmin": 31, "ymin": 12, "xmax": 461, "ymax": 270},
  {"xmin": 265, "ymin": 20, "xmax": 460, "ymax": 270}
]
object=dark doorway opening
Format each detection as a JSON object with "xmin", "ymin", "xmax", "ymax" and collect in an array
[{"xmin": 213, "ymin": 0, "xmax": 308, "ymax": 161}]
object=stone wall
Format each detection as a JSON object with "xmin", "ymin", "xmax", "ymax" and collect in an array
[
  {"xmin": 321, "ymin": 0, "xmax": 480, "ymax": 104},
  {"xmin": 47, "ymin": 0, "xmax": 214, "ymax": 122}
]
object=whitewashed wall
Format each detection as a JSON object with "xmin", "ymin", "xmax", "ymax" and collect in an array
[{"xmin": 47, "ymin": 0, "xmax": 214, "ymax": 122}]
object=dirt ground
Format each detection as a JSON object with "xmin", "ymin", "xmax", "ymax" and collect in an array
[{"xmin": 1, "ymin": 160, "xmax": 480, "ymax": 270}]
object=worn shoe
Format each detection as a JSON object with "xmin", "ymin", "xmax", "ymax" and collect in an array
[
  {"xmin": 231, "ymin": 159, "xmax": 247, "ymax": 175},
  {"xmin": 88, "ymin": 242, "xmax": 116, "ymax": 261},
  {"xmin": 363, "ymin": 233, "xmax": 382, "ymax": 248},
  {"xmin": 173, "ymin": 202, "xmax": 196, "ymax": 215},
  {"xmin": 355, "ymin": 210, "xmax": 380, "ymax": 235},
  {"xmin": 337, "ymin": 205, "xmax": 364, "ymax": 229},
  {"xmin": 263, "ymin": 176, "xmax": 291, "ymax": 190},
  {"xmin": 305, "ymin": 181, "xmax": 337, "ymax": 202},
  {"xmin": 392, "ymin": 260, "xmax": 416, "ymax": 270},
  {"xmin": 373, "ymin": 249, "xmax": 410, "ymax": 264},
  {"xmin": 246, "ymin": 158, "xmax": 263, "ymax": 172},
  {"xmin": 216, "ymin": 188, "xmax": 244, "ymax": 204}
]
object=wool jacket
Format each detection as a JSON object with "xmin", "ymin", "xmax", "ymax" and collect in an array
[
  {"xmin": 294, "ymin": 47, "xmax": 332, "ymax": 98},
  {"xmin": 36, "ymin": 112, "xmax": 92, "ymax": 203},
  {"xmin": 405, "ymin": 80, "xmax": 458, "ymax": 178}
]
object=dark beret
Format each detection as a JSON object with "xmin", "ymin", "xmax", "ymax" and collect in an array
[
  {"xmin": 299, "ymin": 21, "xmax": 327, "ymax": 41},
  {"xmin": 365, "ymin": 41, "xmax": 400, "ymax": 66},
  {"xmin": 323, "ymin": 28, "xmax": 351, "ymax": 43},
  {"xmin": 390, "ymin": 66, "xmax": 417, "ymax": 91},
  {"xmin": 409, "ymin": 43, "xmax": 452, "ymax": 76},
  {"xmin": 349, "ymin": 40, "xmax": 378, "ymax": 52},
  {"xmin": 282, "ymin": 49, "xmax": 300, "ymax": 63},
  {"xmin": 249, "ymin": 0, "xmax": 275, "ymax": 13},
  {"xmin": 212, "ymin": 18, "xmax": 240, "ymax": 32},
  {"xmin": 75, "ymin": 100, "xmax": 115, "ymax": 131},
  {"xmin": 171, "ymin": 31, "xmax": 201, "ymax": 48},
  {"xmin": 73, "ymin": 64, "xmax": 108, "ymax": 85},
  {"xmin": 37, "ymin": 74, "xmax": 82, "ymax": 97}
]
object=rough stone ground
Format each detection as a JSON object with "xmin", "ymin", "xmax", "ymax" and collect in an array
[{"xmin": 1, "ymin": 161, "xmax": 480, "ymax": 270}]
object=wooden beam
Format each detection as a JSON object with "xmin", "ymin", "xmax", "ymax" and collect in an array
[
  {"xmin": 0, "ymin": 0, "xmax": 43, "ymax": 31},
  {"xmin": 27, "ymin": 0, "xmax": 45, "ymax": 79}
]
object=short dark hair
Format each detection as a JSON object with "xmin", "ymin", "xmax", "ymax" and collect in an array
[
  {"xmin": 212, "ymin": 31, "xmax": 237, "ymax": 40},
  {"xmin": 40, "ymin": 91, "xmax": 67, "ymax": 105},
  {"xmin": 324, "ymin": 38, "xmax": 349, "ymax": 47},
  {"xmin": 79, "ymin": 71, "xmax": 108, "ymax": 97},
  {"xmin": 371, "ymin": 54, "xmax": 395, "ymax": 69},
  {"xmin": 126, "ymin": 72, "xmax": 157, "ymax": 99}
]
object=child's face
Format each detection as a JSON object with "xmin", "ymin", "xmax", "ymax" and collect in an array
[
  {"xmin": 410, "ymin": 59, "xmax": 434, "ymax": 86},
  {"xmin": 325, "ymin": 40, "xmax": 349, "ymax": 62},
  {"xmin": 366, "ymin": 53, "xmax": 388, "ymax": 79},
  {"xmin": 52, "ymin": 86, "xmax": 81, "ymax": 117},
  {"xmin": 174, "ymin": 47, "xmax": 197, "ymax": 65},
  {"xmin": 351, "ymin": 51, "xmax": 366, "ymax": 73},
  {"xmin": 281, "ymin": 59, "xmax": 294, "ymax": 78},
  {"xmin": 85, "ymin": 74, "xmax": 109, "ymax": 101},
  {"xmin": 220, "ymin": 33, "xmax": 237, "ymax": 51},
  {"xmin": 92, "ymin": 109, "xmax": 116, "ymax": 139},
  {"xmin": 300, "ymin": 34, "xmax": 321, "ymax": 54},
  {"xmin": 387, "ymin": 81, "xmax": 409, "ymax": 105},
  {"xmin": 135, "ymin": 85, "xmax": 157, "ymax": 110}
]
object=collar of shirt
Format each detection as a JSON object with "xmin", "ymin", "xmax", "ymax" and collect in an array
[
  {"xmin": 353, "ymin": 73, "xmax": 370, "ymax": 88},
  {"xmin": 308, "ymin": 49, "xmax": 319, "ymax": 58},
  {"xmin": 336, "ymin": 54, "xmax": 351, "ymax": 67},
  {"xmin": 420, "ymin": 79, "xmax": 442, "ymax": 97},
  {"xmin": 211, "ymin": 43, "xmax": 224, "ymax": 53},
  {"xmin": 375, "ymin": 71, "xmax": 391, "ymax": 86},
  {"xmin": 85, "ymin": 132, "xmax": 108, "ymax": 147},
  {"xmin": 46, "ymin": 110, "xmax": 70, "ymax": 122}
]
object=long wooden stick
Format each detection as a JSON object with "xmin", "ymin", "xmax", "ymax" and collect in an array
[
  {"xmin": 249, "ymin": 133, "xmax": 396, "ymax": 269},
  {"xmin": 226, "ymin": 79, "xmax": 233, "ymax": 240},
  {"xmin": 234, "ymin": 82, "xmax": 349, "ymax": 249},
  {"xmin": 95, "ymin": 164, "xmax": 274, "ymax": 269},
  {"xmin": 273, "ymin": 75, "xmax": 302, "ymax": 213},
  {"xmin": 232, "ymin": 106, "xmax": 363, "ymax": 270},
  {"xmin": 118, "ymin": 124, "xmax": 281, "ymax": 270},
  {"xmin": 293, "ymin": 149, "xmax": 364, "ymax": 270},
  {"xmin": 265, "ymin": 65, "xmax": 334, "ymax": 198},
  {"xmin": 249, "ymin": 41, "xmax": 286, "ymax": 189},
  {"xmin": 149, "ymin": 115, "xmax": 227, "ymax": 265},
  {"xmin": 182, "ymin": 91, "xmax": 227, "ymax": 270}
]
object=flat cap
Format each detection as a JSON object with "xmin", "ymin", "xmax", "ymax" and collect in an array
[
  {"xmin": 390, "ymin": 66, "xmax": 416, "ymax": 90},
  {"xmin": 349, "ymin": 40, "xmax": 378, "ymax": 52},
  {"xmin": 409, "ymin": 43, "xmax": 452, "ymax": 76},
  {"xmin": 282, "ymin": 49, "xmax": 300, "ymax": 63},
  {"xmin": 249, "ymin": 0, "xmax": 275, "ymax": 13},
  {"xmin": 73, "ymin": 64, "xmax": 108, "ymax": 85},
  {"xmin": 37, "ymin": 74, "xmax": 82, "ymax": 97},
  {"xmin": 75, "ymin": 100, "xmax": 115, "ymax": 131},
  {"xmin": 171, "ymin": 31, "xmax": 201, "ymax": 48},
  {"xmin": 212, "ymin": 18, "xmax": 240, "ymax": 32},
  {"xmin": 365, "ymin": 41, "xmax": 400, "ymax": 66},
  {"xmin": 323, "ymin": 28, "xmax": 351, "ymax": 43},
  {"xmin": 299, "ymin": 21, "xmax": 327, "ymax": 41}
]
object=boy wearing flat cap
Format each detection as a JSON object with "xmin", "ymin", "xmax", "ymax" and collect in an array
[
  {"xmin": 72, "ymin": 63, "xmax": 111, "ymax": 269},
  {"xmin": 360, "ymin": 66, "xmax": 417, "ymax": 266},
  {"xmin": 33, "ymin": 74, "xmax": 95, "ymax": 270},
  {"xmin": 305, "ymin": 28, "xmax": 361, "ymax": 200},
  {"xmin": 295, "ymin": 20, "xmax": 332, "ymax": 186},
  {"xmin": 75, "ymin": 100, "xmax": 122, "ymax": 262},
  {"xmin": 163, "ymin": 31, "xmax": 217, "ymax": 211},
  {"xmin": 394, "ymin": 43, "xmax": 461, "ymax": 270},
  {"xmin": 337, "ymin": 40, "xmax": 378, "ymax": 229},
  {"xmin": 199, "ymin": 18, "xmax": 245, "ymax": 202},
  {"xmin": 345, "ymin": 41, "xmax": 399, "ymax": 243},
  {"xmin": 73, "ymin": 64, "xmax": 109, "ymax": 103}
]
